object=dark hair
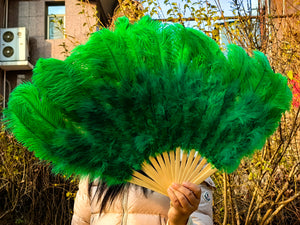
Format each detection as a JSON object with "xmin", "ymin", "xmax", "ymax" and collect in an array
[{"xmin": 88, "ymin": 181, "xmax": 149, "ymax": 215}]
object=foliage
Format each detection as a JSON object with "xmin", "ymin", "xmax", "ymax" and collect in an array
[
  {"xmin": 0, "ymin": 126, "xmax": 78, "ymax": 224},
  {"xmin": 289, "ymin": 73, "xmax": 300, "ymax": 108},
  {"xmin": 213, "ymin": 108, "xmax": 300, "ymax": 225}
]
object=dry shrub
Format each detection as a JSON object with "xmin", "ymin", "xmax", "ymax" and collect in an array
[
  {"xmin": 211, "ymin": 3, "xmax": 300, "ymax": 224},
  {"xmin": 212, "ymin": 108, "xmax": 300, "ymax": 225},
  {"xmin": 0, "ymin": 125, "xmax": 78, "ymax": 225}
]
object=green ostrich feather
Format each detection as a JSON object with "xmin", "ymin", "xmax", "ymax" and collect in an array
[{"xmin": 4, "ymin": 16, "xmax": 292, "ymax": 185}]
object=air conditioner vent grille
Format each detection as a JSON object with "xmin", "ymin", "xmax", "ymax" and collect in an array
[
  {"xmin": 3, "ymin": 46, "xmax": 14, "ymax": 57},
  {"xmin": 3, "ymin": 31, "xmax": 14, "ymax": 42}
]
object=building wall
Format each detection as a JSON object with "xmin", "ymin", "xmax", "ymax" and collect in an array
[
  {"xmin": 16, "ymin": 0, "xmax": 97, "ymax": 64},
  {"xmin": 0, "ymin": 0, "xmax": 97, "ymax": 108},
  {"xmin": 0, "ymin": 0, "xmax": 5, "ymax": 27},
  {"xmin": 271, "ymin": 0, "xmax": 300, "ymax": 15},
  {"xmin": 268, "ymin": 0, "xmax": 300, "ymax": 42}
]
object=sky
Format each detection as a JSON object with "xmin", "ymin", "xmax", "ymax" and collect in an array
[
  {"xmin": 48, "ymin": 1, "xmax": 259, "ymax": 20},
  {"xmin": 142, "ymin": 0, "xmax": 259, "ymax": 18},
  {"xmin": 48, "ymin": 5, "xmax": 65, "ymax": 15}
]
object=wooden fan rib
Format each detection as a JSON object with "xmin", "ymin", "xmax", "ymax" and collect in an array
[
  {"xmin": 162, "ymin": 151, "xmax": 172, "ymax": 186},
  {"xmin": 130, "ymin": 173, "xmax": 167, "ymax": 196},
  {"xmin": 197, "ymin": 157, "xmax": 208, "ymax": 170},
  {"xmin": 155, "ymin": 153, "xmax": 171, "ymax": 189},
  {"xmin": 130, "ymin": 149, "xmax": 218, "ymax": 196},
  {"xmin": 183, "ymin": 153, "xmax": 203, "ymax": 182},
  {"xmin": 177, "ymin": 150, "xmax": 188, "ymax": 183},
  {"xmin": 142, "ymin": 162, "xmax": 165, "ymax": 189},
  {"xmin": 131, "ymin": 171, "xmax": 160, "ymax": 190},
  {"xmin": 192, "ymin": 166, "xmax": 218, "ymax": 185},
  {"xmin": 169, "ymin": 150, "xmax": 175, "ymax": 182},
  {"xmin": 180, "ymin": 149, "xmax": 196, "ymax": 181},
  {"xmin": 174, "ymin": 147, "xmax": 181, "ymax": 183}
]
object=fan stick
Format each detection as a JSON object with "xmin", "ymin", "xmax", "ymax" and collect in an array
[
  {"xmin": 185, "ymin": 157, "xmax": 207, "ymax": 182},
  {"xmin": 174, "ymin": 147, "xmax": 181, "ymax": 183},
  {"xmin": 169, "ymin": 151, "xmax": 175, "ymax": 182},
  {"xmin": 162, "ymin": 151, "xmax": 172, "ymax": 185},
  {"xmin": 129, "ymin": 149, "xmax": 217, "ymax": 196},
  {"xmin": 131, "ymin": 172, "xmax": 166, "ymax": 195},
  {"xmin": 181, "ymin": 149, "xmax": 197, "ymax": 181},
  {"xmin": 150, "ymin": 154, "xmax": 168, "ymax": 189},
  {"xmin": 192, "ymin": 165, "xmax": 218, "ymax": 184},
  {"xmin": 183, "ymin": 152, "xmax": 202, "ymax": 182},
  {"xmin": 156, "ymin": 153, "xmax": 171, "ymax": 188},
  {"xmin": 142, "ymin": 159, "xmax": 166, "ymax": 191},
  {"xmin": 177, "ymin": 149, "xmax": 188, "ymax": 183}
]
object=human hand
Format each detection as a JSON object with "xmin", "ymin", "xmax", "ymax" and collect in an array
[{"xmin": 167, "ymin": 182, "xmax": 201, "ymax": 225}]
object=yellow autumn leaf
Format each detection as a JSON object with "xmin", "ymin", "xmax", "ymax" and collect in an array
[
  {"xmin": 248, "ymin": 172, "xmax": 253, "ymax": 181},
  {"xmin": 287, "ymin": 70, "xmax": 293, "ymax": 80}
]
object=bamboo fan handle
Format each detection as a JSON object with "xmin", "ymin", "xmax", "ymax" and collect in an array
[{"xmin": 130, "ymin": 148, "xmax": 217, "ymax": 196}]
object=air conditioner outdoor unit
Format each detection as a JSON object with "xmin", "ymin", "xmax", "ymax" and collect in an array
[{"xmin": 0, "ymin": 27, "xmax": 29, "ymax": 62}]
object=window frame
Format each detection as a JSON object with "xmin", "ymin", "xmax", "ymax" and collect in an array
[{"xmin": 45, "ymin": 1, "xmax": 66, "ymax": 40}]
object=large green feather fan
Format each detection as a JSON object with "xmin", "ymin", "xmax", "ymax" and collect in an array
[{"xmin": 4, "ymin": 16, "xmax": 292, "ymax": 187}]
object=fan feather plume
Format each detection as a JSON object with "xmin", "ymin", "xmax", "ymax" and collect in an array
[{"xmin": 4, "ymin": 16, "xmax": 292, "ymax": 186}]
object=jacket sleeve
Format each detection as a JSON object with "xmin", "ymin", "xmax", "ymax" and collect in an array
[
  {"xmin": 71, "ymin": 178, "xmax": 91, "ymax": 225},
  {"xmin": 189, "ymin": 177, "xmax": 215, "ymax": 225}
]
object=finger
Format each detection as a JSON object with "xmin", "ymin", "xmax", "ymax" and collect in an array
[
  {"xmin": 167, "ymin": 186, "xmax": 183, "ymax": 208},
  {"xmin": 171, "ymin": 183, "xmax": 200, "ymax": 206},
  {"xmin": 182, "ymin": 182, "xmax": 201, "ymax": 199},
  {"xmin": 170, "ymin": 184, "xmax": 193, "ymax": 209}
]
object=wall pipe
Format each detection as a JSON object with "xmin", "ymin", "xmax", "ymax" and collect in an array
[
  {"xmin": 267, "ymin": 0, "xmax": 271, "ymax": 14},
  {"xmin": 2, "ymin": 0, "xmax": 9, "ymax": 108},
  {"xmin": 3, "ymin": 70, "xmax": 6, "ymax": 109},
  {"xmin": 5, "ymin": 0, "xmax": 8, "ymax": 28}
]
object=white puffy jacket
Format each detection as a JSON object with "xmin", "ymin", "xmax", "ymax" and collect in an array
[{"xmin": 72, "ymin": 177, "xmax": 215, "ymax": 225}]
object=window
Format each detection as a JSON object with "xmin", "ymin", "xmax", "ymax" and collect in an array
[{"xmin": 46, "ymin": 2, "xmax": 65, "ymax": 39}]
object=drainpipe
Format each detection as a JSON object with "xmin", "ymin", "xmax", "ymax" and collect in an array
[
  {"xmin": 267, "ymin": 0, "xmax": 271, "ymax": 38},
  {"xmin": 5, "ymin": 0, "xmax": 8, "ymax": 28},
  {"xmin": 3, "ymin": 71, "xmax": 6, "ymax": 109},
  {"xmin": 2, "ymin": 0, "xmax": 9, "ymax": 108}
]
